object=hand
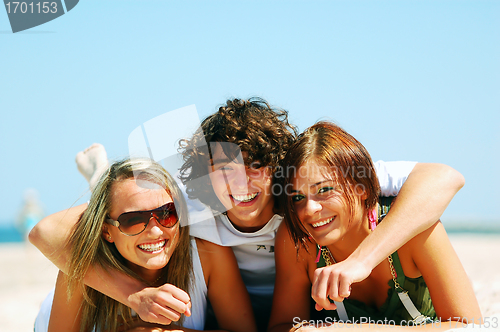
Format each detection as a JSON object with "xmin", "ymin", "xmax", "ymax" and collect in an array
[
  {"xmin": 311, "ymin": 256, "xmax": 372, "ymax": 311},
  {"xmin": 128, "ymin": 284, "xmax": 192, "ymax": 325}
]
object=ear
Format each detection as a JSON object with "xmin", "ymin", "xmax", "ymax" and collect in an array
[
  {"xmin": 359, "ymin": 189, "xmax": 369, "ymax": 202},
  {"xmin": 102, "ymin": 226, "xmax": 114, "ymax": 243}
]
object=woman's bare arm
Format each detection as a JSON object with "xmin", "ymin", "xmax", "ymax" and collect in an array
[
  {"xmin": 48, "ymin": 270, "xmax": 83, "ymax": 332},
  {"xmin": 268, "ymin": 223, "xmax": 314, "ymax": 332},
  {"xmin": 197, "ymin": 238, "xmax": 257, "ymax": 332},
  {"xmin": 410, "ymin": 221, "xmax": 482, "ymax": 323}
]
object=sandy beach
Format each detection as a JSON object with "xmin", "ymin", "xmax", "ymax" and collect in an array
[{"xmin": 1, "ymin": 234, "xmax": 499, "ymax": 331}]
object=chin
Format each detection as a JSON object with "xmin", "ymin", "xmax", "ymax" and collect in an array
[
  {"xmin": 146, "ymin": 262, "xmax": 168, "ymax": 270},
  {"xmin": 147, "ymin": 256, "xmax": 170, "ymax": 267},
  {"xmin": 310, "ymin": 232, "xmax": 341, "ymax": 247}
]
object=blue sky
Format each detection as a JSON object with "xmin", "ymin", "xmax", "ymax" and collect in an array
[{"xmin": 1, "ymin": 1, "xmax": 499, "ymax": 226}]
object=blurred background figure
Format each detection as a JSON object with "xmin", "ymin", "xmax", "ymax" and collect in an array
[{"xmin": 16, "ymin": 188, "xmax": 44, "ymax": 240}]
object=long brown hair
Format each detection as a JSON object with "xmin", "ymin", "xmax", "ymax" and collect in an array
[
  {"xmin": 66, "ymin": 158, "xmax": 192, "ymax": 332},
  {"xmin": 277, "ymin": 121, "xmax": 380, "ymax": 250}
]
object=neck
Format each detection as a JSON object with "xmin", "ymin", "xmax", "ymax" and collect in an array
[
  {"xmin": 226, "ymin": 200, "xmax": 276, "ymax": 233},
  {"xmin": 326, "ymin": 216, "xmax": 371, "ymax": 262},
  {"xmin": 145, "ymin": 270, "xmax": 163, "ymax": 285},
  {"xmin": 226, "ymin": 210, "xmax": 274, "ymax": 232},
  {"xmin": 126, "ymin": 262, "xmax": 163, "ymax": 285}
]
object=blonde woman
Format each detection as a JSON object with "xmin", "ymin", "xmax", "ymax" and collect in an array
[{"xmin": 35, "ymin": 159, "xmax": 256, "ymax": 332}]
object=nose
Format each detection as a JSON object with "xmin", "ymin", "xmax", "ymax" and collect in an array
[
  {"xmin": 302, "ymin": 197, "xmax": 323, "ymax": 218},
  {"xmin": 228, "ymin": 165, "xmax": 249, "ymax": 192},
  {"xmin": 145, "ymin": 216, "xmax": 164, "ymax": 236}
]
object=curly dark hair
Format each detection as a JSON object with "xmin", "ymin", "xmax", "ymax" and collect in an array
[{"xmin": 179, "ymin": 97, "xmax": 298, "ymax": 212}]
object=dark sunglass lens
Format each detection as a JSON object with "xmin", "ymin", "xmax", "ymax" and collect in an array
[
  {"xmin": 156, "ymin": 204, "xmax": 178, "ymax": 228},
  {"xmin": 118, "ymin": 213, "xmax": 148, "ymax": 235}
]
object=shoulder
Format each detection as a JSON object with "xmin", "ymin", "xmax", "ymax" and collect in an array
[
  {"xmin": 276, "ymin": 222, "xmax": 313, "ymax": 252},
  {"xmin": 405, "ymin": 220, "xmax": 448, "ymax": 252},
  {"xmin": 275, "ymin": 222, "xmax": 314, "ymax": 271},
  {"xmin": 401, "ymin": 222, "xmax": 482, "ymax": 319},
  {"xmin": 195, "ymin": 237, "xmax": 232, "ymax": 258},
  {"xmin": 399, "ymin": 221, "xmax": 452, "ymax": 277},
  {"xmin": 195, "ymin": 238, "xmax": 236, "ymax": 275},
  {"xmin": 275, "ymin": 221, "xmax": 289, "ymax": 242},
  {"xmin": 275, "ymin": 221, "xmax": 296, "ymax": 255}
]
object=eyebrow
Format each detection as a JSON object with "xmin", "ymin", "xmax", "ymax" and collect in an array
[
  {"xmin": 291, "ymin": 180, "xmax": 335, "ymax": 193},
  {"xmin": 211, "ymin": 158, "xmax": 231, "ymax": 165},
  {"xmin": 312, "ymin": 180, "xmax": 335, "ymax": 187}
]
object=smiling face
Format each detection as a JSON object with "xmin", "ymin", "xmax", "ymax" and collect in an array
[
  {"xmin": 208, "ymin": 143, "xmax": 275, "ymax": 232},
  {"xmin": 291, "ymin": 160, "xmax": 367, "ymax": 247},
  {"xmin": 104, "ymin": 178, "xmax": 179, "ymax": 282}
]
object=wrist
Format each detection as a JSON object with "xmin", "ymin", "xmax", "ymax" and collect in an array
[
  {"xmin": 89, "ymin": 265, "xmax": 149, "ymax": 310},
  {"xmin": 127, "ymin": 291, "xmax": 141, "ymax": 312},
  {"xmin": 125, "ymin": 284, "xmax": 152, "ymax": 313},
  {"xmin": 348, "ymin": 233, "xmax": 387, "ymax": 270}
]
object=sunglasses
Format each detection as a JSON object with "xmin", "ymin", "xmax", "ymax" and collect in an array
[{"xmin": 106, "ymin": 202, "xmax": 178, "ymax": 236}]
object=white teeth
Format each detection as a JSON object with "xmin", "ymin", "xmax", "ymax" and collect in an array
[
  {"xmin": 138, "ymin": 240, "xmax": 166, "ymax": 252},
  {"xmin": 312, "ymin": 217, "xmax": 335, "ymax": 228},
  {"xmin": 232, "ymin": 193, "xmax": 258, "ymax": 202}
]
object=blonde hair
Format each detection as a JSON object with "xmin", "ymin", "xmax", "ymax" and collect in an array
[{"xmin": 66, "ymin": 158, "xmax": 192, "ymax": 332}]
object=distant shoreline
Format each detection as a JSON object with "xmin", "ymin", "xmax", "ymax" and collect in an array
[
  {"xmin": 442, "ymin": 219, "xmax": 500, "ymax": 234},
  {"xmin": 1, "ymin": 220, "xmax": 500, "ymax": 243}
]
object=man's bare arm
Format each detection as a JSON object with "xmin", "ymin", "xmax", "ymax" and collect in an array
[
  {"xmin": 358, "ymin": 163, "xmax": 464, "ymax": 268},
  {"xmin": 325, "ymin": 163, "xmax": 465, "ymax": 300},
  {"xmin": 29, "ymin": 204, "xmax": 86, "ymax": 272}
]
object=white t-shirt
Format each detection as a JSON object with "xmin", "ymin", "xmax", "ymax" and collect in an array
[
  {"xmin": 187, "ymin": 160, "xmax": 416, "ymax": 302},
  {"xmin": 374, "ymin": 160, "xmax": 417, "ymax": 197}
]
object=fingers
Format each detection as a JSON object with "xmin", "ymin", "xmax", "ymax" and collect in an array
[
  {"xmin": 138, "ymin": 309, "xmax": 173, "ymax": 325},
  {"xmin": 159, "ymin": 284, "xmax": 191, "ymax": 313},
  {"xmin": 152, "ymin": 302, "xmax": 183, "ymax": 322},
  {"xmin": 135, "ymin": 284, "xmax": 192, "ymax": 324},
  {"xmin": 312, "ymin": 266, "xmax": 352, "ymax": 311},
  {"xmin": 136, "ymin": 297, "xmax": 179, "ymax": 324},
  {"xmin": 312, "ymin": 267, "xmax": 340, "ymax": 311},
  {"xmin": 311, "ymin": 256, "xmax": 374, "ymax": 312},
  {"xmin": 153, "ymin": 284, "xmax": 191, "ymax": 319},
  {"xmin": 315, "ymin": 302, "xmax": 336, "ymax": 312},
  {"xmin": 184, "ymin": 301, "xmax": 192, "ymax": 317},
  {"xmin": 338, "ymin": 277, "xmax": 352, "ymax": 299}
]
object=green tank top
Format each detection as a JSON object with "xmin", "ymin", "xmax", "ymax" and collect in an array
[{"xmin": 315, "ymin": 197, "xmax": 436, "ymax": 324}]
